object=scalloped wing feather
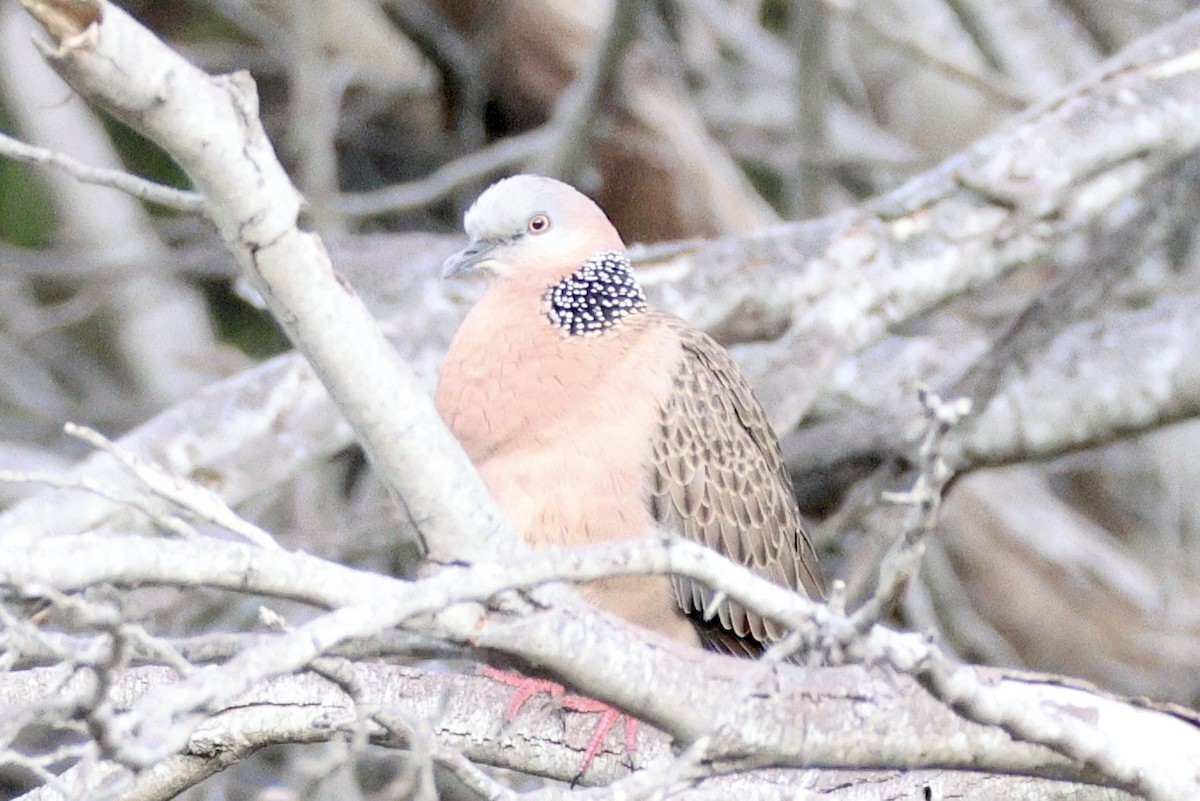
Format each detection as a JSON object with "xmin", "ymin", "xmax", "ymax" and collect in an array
[{"xmin": 648, "ymin": 315, "xmax": 824, "ymax": 655}]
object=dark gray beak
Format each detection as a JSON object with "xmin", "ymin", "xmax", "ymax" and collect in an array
[{"xmin": 441, "ymin": 240, "xmax": 496, "ymax": 279}]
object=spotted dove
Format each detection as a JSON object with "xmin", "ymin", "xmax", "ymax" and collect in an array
[{"xmin": 436, "ymin": 174, "xmax": 823, "ymax": 656}]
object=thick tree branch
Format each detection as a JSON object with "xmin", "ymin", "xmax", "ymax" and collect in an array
[
  {"xmin": 16, "ymin": 0, "xmax": 510, "ymax": 565},
  {"xmin": 3, "ymin": 532, "xmax": 1198, "ymax": 796},
  {"xmin": 639, "ymin": 9, "xmax": 1200, "ymax": 430},
  {"xmin": 1, "ymin": 664, "xmax": 1143, "ymax": 801}
]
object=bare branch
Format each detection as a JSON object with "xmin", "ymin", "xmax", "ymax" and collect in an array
[
  {"xmin": 3, "ymin": 531, "xmax": 1198, "ymax": 794},
  {"xmin": 788, "ymin": 0, "xmax": 831, "ymax": 217},
  {"xmin": 838, "ymin": 1, "xmax": 1031, "ymax": 107},
  {"xmin": 850, "ymin": 388, "xmax": 969, "ymax": 631},
  {"xmin": 18, "ymin": 0, "xmax": 513, "ymax": 565},
  {"xmin": 652, "ymin": 10, "xmax": 1200, "ymax": 430},
  {"xmin": 0, "ymin": 468, "xmax": 198, "ymax": 538},
  {"xmin": 949, "ymin": 288, "xmax": 1200, "ymax": 470},
  {"xmin": 0, "ymin": 130, "xmax": 204, "ymax": 212},
  {"xmin": 0, "ymin": 351, "xmax": 353, "ymax": 546},
  {"xmin": 533, "ymin": 0, "xmax": 641, "ymax": 181},
  {"xmin": 63, "ymin": 423, "xmax": 279, "ymax": 550},
  {"xmin": 337, "ymin": 127, "xmax": 552, "ymax": 217},
  {"xmin": 0, "ymin": 660, "xmax": 1169, "ymax": 799}
]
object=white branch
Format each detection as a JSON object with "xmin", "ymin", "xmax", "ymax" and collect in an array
[
  {"xmin": 62, "ymin": 423, "xmax": 279, "ymax": 550},
  {"xmin": 0, "ymin": 129, "xmax": 203, "ymax": 211},
  {"xmin": 19, "ymin": 0, "xmax": 512, "ymax": 565},
  {"xmin": 0, "ymin": 662, "xmax": 1154, "ymax": 800},
  {"xmin": 0, "ymin": 351, "xmax": 351, "ymax": 546},
  {"xmin": 3, "ymin": 532, "xmax": 1198, "ymax": 796}
]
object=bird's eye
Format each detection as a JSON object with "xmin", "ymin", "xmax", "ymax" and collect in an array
[{"xmin": 527, "ymin": 214, "xmax": 550, "ymax": 234}]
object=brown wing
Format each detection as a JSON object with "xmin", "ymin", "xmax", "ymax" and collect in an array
[{"xmin": 648, "ymin": 315, "xmax": 823, "ymax": 655}]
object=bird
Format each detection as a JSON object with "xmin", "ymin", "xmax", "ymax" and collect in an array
[{"xmin": 436, "ymin": 174, "xmax": 823, "ymax": 771}]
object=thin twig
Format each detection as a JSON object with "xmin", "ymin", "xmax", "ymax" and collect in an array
[
  {"xmin": 849, "ymin": 387, "xmax": 970, "ymax": 633},
  {"xmin": 789, "ymin": 0, "xmax": 830, "ymax": 217},
  {"xmin": 533, "ymin": 0, "xmax": 642, "ymax": 180},
  {"xmin": 836, "ymin": 0, "xmax": 1031, "ymax": 107},
  {"xmin": 4, "ymin": 628, "xmax": 466, "ymax": 670},
  {"xmin": 383, "ymin": 0, "xmax": 488, "ymax": 152},
  {"xmin": 0, "ymin": 468, "xmax": 198, "ymax": 538},
  {"xmin": 64, "ymin": 422, "xmax": 280, "ymax": 550},
  {"xmin": 338, "ymin": 128, "xmax": 551, "ymax": 217},
  {"xmin": 0, "ymin": 130, "xmax": 204, "ymax": 212}
]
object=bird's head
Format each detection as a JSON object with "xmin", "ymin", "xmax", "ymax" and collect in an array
[{"xmin": 442, "ymin": 175, "xmax": 626, "ymax": 284}]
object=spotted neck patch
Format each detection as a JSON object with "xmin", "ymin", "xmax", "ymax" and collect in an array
[{"xmin": 545, "ymin": 251, "xmax": 648, "ymax": 336}]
